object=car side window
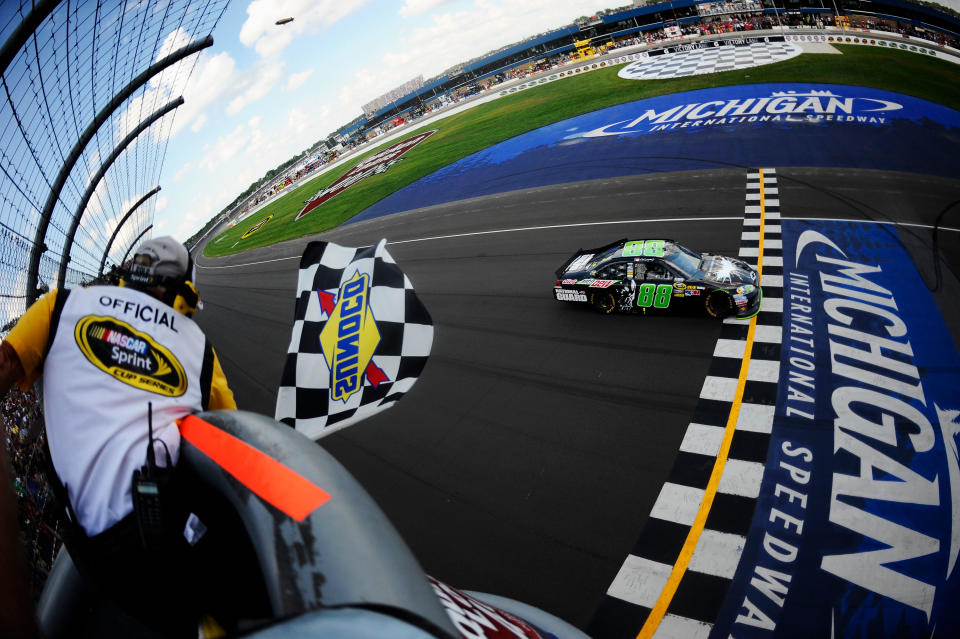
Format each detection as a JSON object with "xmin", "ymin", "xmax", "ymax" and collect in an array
[
  {"xmin": 644, "ymin": 261, "xmax": 671, "ymax": 281},
  {"xmin": 598, "ymin": 261, "xmax": 628, "ymax": 280}
]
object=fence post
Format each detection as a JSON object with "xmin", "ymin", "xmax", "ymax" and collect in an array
[
  {"xmin": 98, "ymin": 186, "xmax": 161, "ymax": 276},
  {"xmin": 25, "ymin": 36, "xmax": 212, "ymax": 303}
]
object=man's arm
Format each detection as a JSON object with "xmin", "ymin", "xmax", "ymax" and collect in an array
[{"xmin": 0, "ymin": 342, "xmax": 25, "ymax": 398}]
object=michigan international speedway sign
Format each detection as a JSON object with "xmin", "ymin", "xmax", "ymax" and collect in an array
[
  {"xmin": 710, "ymin": 220, "xmax": 960, "ymax": 639},
  {"xmin": 351, "ymin": 83, "xmax": 960, "ymax": 222}
]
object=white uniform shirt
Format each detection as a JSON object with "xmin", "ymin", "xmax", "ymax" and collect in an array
[{"xmin": 41, "ymin": 286, "xmax": 210, "ymax": 536}]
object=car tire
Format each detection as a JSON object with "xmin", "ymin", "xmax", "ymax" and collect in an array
[
  {"xmin": 592, "ymin": 290, "xmax": 617, "ymax": 314},
  {"xmin": 705, "ymin": 290, "xmax": 734, "ymax": 318}
]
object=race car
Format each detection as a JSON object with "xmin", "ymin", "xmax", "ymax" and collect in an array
[{"xmin": 554, "ymin": 238, "xmax": 762, "ymax": 318}]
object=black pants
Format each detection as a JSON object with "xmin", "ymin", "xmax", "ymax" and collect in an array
[
  {"xmin": 65, "ymin": 466, "xmax": 270, "ymax": 637},
  {"xmin": 66, "ymin": 474, "xmax": 200, "ymax": 638},
  {"xmin": 69, "ymin": 515, "xmax": 196, "ymax": 637}
]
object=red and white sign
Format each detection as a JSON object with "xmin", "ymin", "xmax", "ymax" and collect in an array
[
  {"xmin": 428, "ymin": 577, "xmax": 544, "ymax": 638},
  {"xmin": 296, "ymin": 129, "xmax": 437, "ymax": 220}
]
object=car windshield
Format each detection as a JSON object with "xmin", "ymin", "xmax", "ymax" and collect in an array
[{"xmin": 663, "ymin": 243, "xmax": 702, "ymax": 278}]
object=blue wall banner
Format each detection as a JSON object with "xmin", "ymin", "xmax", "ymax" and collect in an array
[
  {"xmin": 351, "ymin": 83, "xmax": 960, "ymax": 223},
  {"xmin": 710, "ymin": 219, "xmax": 960, "ymax": 639}
]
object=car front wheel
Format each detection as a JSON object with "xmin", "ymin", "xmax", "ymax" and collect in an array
[{"xmin": 705, "ymin": 290, "xmax": 733, "ymax": 318}]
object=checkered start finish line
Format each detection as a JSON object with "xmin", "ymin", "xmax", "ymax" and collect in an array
[
  {"xmin": 275, "ymin": 239, "xmax": 434, "ymax": 440},
  {"xmin": 619, "ymin": 41, "xmax": 803, "ymax": 80}
]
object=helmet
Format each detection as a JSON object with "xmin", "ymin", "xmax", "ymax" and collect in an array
[
  {"xmin": 124, "ymin": 236, "xmax": 200, "ymax": 317},
  {"xmin": 128, "ymin": 236, "xmax": 189, "ymax": 286}
]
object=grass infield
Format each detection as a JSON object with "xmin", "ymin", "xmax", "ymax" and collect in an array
[{"xmin": 205, "ymin": 45, "xmax": 960, "ymax": 257}]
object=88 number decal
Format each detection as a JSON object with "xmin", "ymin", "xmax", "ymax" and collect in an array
[
  {"xmin": 622, "ymin": 240, "xmax": 665, "ymax": 258},
  {"xmin": 636, "ymin": 283, "xmax": 672, "ymax": 309}
]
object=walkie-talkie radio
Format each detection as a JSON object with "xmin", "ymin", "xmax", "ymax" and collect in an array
[{"xmin": 132, "ymin": 402, "xmax": 174, "ymax": 549}]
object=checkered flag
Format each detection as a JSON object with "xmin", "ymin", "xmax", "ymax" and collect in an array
[{"xmin": 275, "ymin": 239, "xmax": 433, "ymax": 440}]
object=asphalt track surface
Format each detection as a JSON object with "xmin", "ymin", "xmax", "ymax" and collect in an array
[{"xmin": 194, "ymin": 167, "xmax": 960, "ymax": 630}]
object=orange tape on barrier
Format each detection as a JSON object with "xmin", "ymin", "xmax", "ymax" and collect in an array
[{"xmin": 179, "ymin": 414, "xmax": 331, "ymax": 521}]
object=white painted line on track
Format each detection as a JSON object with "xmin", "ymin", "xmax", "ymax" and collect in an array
[
  {"xmin": 680, "ymin": 423, "xmax": 725, "ymax": 457},
  {"xmin": 688, "ymin": 529, "xmax": 747, "ymax": 579},
  {"xmin": 385, "ymin": 216, "xmax": 745, "ymax": 246},
  {"xmin": 607, "ymin": 555, "xmax": 672, "ymax": 607},
  {"xmin": 651, "ymin": 483, "xmax": 705, "ymax": 527},
  {"xmin": 197, "ymin": 216, "xmax": 960, "ymax": 270},
  {"xmin": 717, "ymin": 459, "xmax": 764, "ymax": 499},
  {"xmin": 656, "ymin": 614, "xmax": 713, "ymax": 639}
]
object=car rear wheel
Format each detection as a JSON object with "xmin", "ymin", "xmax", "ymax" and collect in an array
[
  {"xmin": 705, "ymin": 290, "xmax": 733, "ymax": 318},
  {"xmin": 592, "ymin": 290, "xmax": 616, "ymax": 314}
]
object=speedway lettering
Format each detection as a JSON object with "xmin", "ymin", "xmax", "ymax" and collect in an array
[
  {"xmin": 297, "ymin": 130, "xmax": 437, "ymax": 220},
  {"xmin": 580, "ymin": 90, "xmax": 901, "ymax": 138},
  {"xmin": 733, "ymin": 440, "xmax": 813, "ymax": 632},
  {"xmin": 806, "ymin": 234, "xmax": 942, "ymax": 618},
  {"xmin": 717, "ymin": 221, "xmax": 960, "ymax": 639}
]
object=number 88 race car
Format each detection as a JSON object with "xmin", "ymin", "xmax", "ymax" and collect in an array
[{"xmin": 554, "ymin": 238, "xmax": 762, "ymax": 318}]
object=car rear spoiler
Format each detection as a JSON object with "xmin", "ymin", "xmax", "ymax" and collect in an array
[{"xmin": 555, "ymin": 238, "xmax": 626, "ymax": 278}]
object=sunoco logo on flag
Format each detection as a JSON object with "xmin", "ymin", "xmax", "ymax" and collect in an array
[{"xmin": 275, "ymin": 239, "xmax": 433, "ymax": 440}]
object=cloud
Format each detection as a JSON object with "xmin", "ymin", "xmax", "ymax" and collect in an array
[
  {"xmin": 197, "ymin": 123, "xmax": 253, "ymax": 173},
  {"xmin": 113, "ymin": 45, "xmax": 237, "ymax": 144},
  {"xmin": 156, "ymin": 195, "xmax": 168, "ymax": 212},
  {"xmin": 174, "ymin": 51, "xmax": 238, "ymax": 134},
  {"xmin": 399, "ymin": 0, "xmax": 452, "ymax": 18},
  {"xmin": 227, "ymin": 61, "xmax": 286, "ymax": 115},
  {"xmin": 343, "ymin": 0, "xmax": 602, "ymax": 114},
  {"xmin": 239, "ymin": 0, "xmax": 372, "ymax": 58},
  {"xmin": 156, "ymin": 26, "xmax": 192, "ymax": 61},
  {"xmin": 286, "ymin": 68, "xmax": 314, "ymax": 92}
]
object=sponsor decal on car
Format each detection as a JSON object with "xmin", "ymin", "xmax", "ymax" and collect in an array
[
  {"xmin": 317, "ymin": 272, "xmax": 390, "ymax": 402},
  {"xmin": 636, "ymin": 283, "xmax": 673, "ymax": 308},
  {"xmin": 622, "ymin": 239, "xmax": 666, "ymax": 258},
  {"xmin": 576, "ymin": 279, "xmax": 596, "ymax": 286},
  {"xmin": 555, "ymin": 288, "xmax": 588, "ymax": 302},
  {"xmin": 674, "ymin": 282, "xmax": 686, "ymax": 289},
  {"xmin": 565, "ymin": 253, "xmax": 595, "ymax": 273},
  {"xmin": 589, "ymin": 280, "xmax": 616, "ymax": 288},
  {"xmin": 297, "ymin": 130, "xmax": 437, "ymax": 220},
  {"xmin": 75, "ymin": 316, "xmax": 186, "ymax": 396},
  {"xmin": 561, "ymin": 278, "xmax": 577, "ymax": 285},
  {"xmin": 684, "ymin": 289, "xmax": 701, "ymax": 296}
]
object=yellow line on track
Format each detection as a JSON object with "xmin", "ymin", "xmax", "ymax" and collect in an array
[{"xmin": 637, "ymin": 169, "xmax": 766, "ymax": 638}]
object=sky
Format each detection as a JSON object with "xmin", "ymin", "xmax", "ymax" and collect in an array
[{"xmin": 153, "ymin": 0, "xmax": 620, "ymax": 241}]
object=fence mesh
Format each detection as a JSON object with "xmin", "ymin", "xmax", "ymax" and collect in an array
[{"xmin": 0, "ymin": 0, "xmax": 229, "ymax": 332}]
